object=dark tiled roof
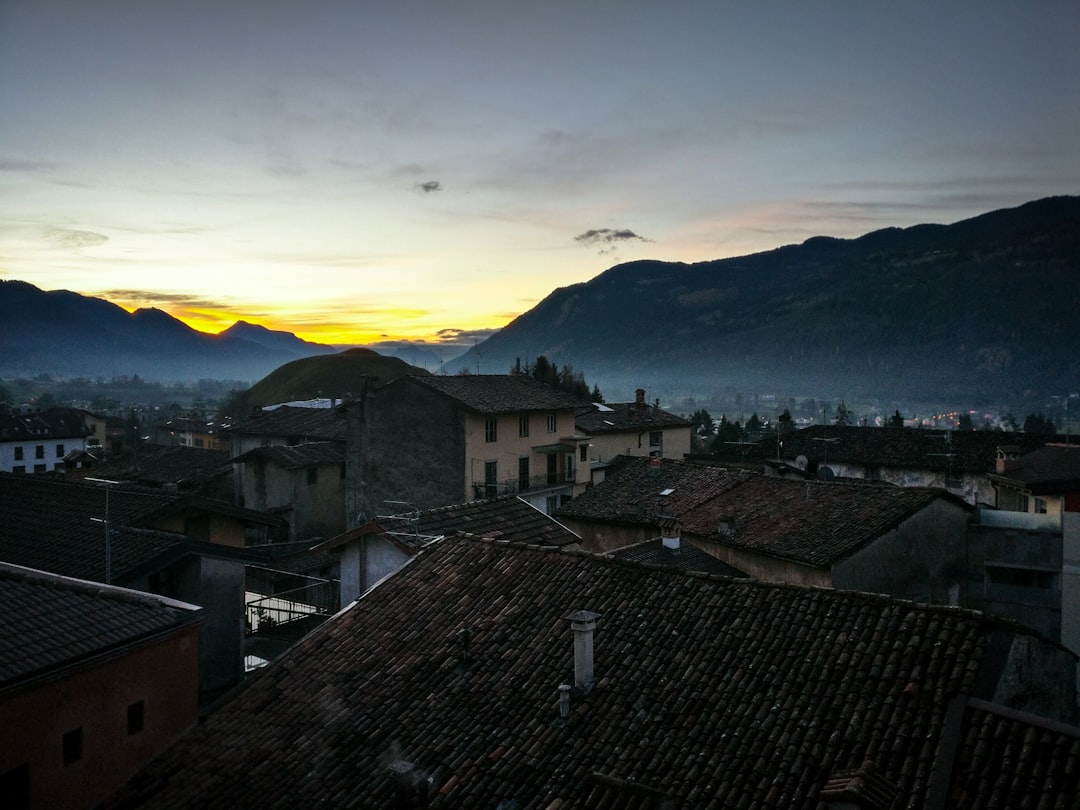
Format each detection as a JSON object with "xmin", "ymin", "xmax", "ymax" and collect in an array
[
  {"xmin": 575, "ymin": 402, "xmax": 692, "ymax": 434},
  {"xmin": 395, "ymin": 495, "xmax": 581, "ymax": 547},
  {"xmin": 610, "ymin": 538, "xmax": 747, "ymax": 576},
  {"xmin": 988, "ymin": 443, "xmax": 1080, "ymax": 493},
  {"xmin": 556, "ymin": 456, "xmax": 756, "ymax": 524},
  {"xmin": 938, "ymin": 697, "xmax": 1080, "ymax": 807},
  {"xmin": 0, "ymin": 407, "xmax": 92, "ymax": 442},
  {"xmin": 558, "ymin": 457, "xmax": 966, "ymax": 568},
  {"xmin": 227, "ymin": 405, "xmax": 347, "ymax": 441},
  {"xmin": 233, "ymin": 441, "xmax": 345, "ymax": 468},
  {"xmin": 685, "ymin": 476, "xmax": 959, "ymax": 568},
  {"xmin": 410, "ymin": 374, "xmax": 591, "ymax": 414},
  {"xmin": 1, "ymin": 473, "xmax": 187, "ymax": 583},
  {"xmin": 115, "ymin": 535, "xmax": 1049, "ymax": 809},
  {"xmin": 90, "ymin": 445, "xmax": 232, "ymax": 487},
  {"xmin": 0, "ymin": 562, "xmax": 200, "ymax": 688},
  {"xmin": 778, "ymin": 425, "xmax": 1056, "ymax": 476}
]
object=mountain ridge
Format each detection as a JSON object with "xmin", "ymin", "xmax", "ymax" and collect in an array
[{"xmin": 449, "ymin": 195, "xmax": 1080, "ymax": 402}]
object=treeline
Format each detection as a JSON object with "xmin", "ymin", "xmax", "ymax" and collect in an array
[{"xmin": 510, "ymin": 356, "xmax": 604, "ymax": 403}]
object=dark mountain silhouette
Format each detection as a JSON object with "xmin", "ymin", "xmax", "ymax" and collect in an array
[
  {"xmin": 0, "ymin": 281, "xmax": 337, "ymax": 383},
  {"xmin": 449, "ymin": 195, "xmax": 1080, "ymax": 402}
]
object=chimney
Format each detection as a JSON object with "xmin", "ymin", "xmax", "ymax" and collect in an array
[
  {"xmin": 566, "ymin": 610, "xmax": 601, "ymax": 692},
  {"xmin": 635, "ymin": 388, "xmax": 646, "ymax": 406},
  {"xmin": 996, "ymin": 445, "xmax": 1022, "ymax": 474},
  {"xmin": 660, "ymin": 517, "xmax": 681, "ymax": 553}
]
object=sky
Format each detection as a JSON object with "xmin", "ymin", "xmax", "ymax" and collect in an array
[{"xmin": 2, "ymin": 1, "xmax": 1078, "ymax": 351}]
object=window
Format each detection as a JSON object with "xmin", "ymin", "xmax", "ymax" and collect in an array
[
  {"xmin": 12, "ymin": 466, "xmax": 25, "ymax": 474},
  {"xmin": 55, "ymin": 444, "xmax": 64, "ymax": 457},
  {"xmin": 579, "ymin": 445, "xmax": 588, "ymax": 462},
  {"xmin": 519, "ymin": 414, "xmax": 530, "ymax": 438},
  {"xmin": 62, "ymin": 728, "xmax": 83, "ymax": 765},
  {"xmin": 546, "ymin": 413, "xmax": 557, "ymax": 433},
  {"xmin": 33, "ymin": 464, "xmax": 46, "ymax": 473},
  {"xmin": 518, "ymin": 457, "xmax": 530, "ymax": 491},
  {"xmin": 14, "ymin": 447, "xmax": 23, "ymax": 461},
  {"xmin": 35, "ymin": 445, "xmax": 44, "ymax": 459},
  {"xmin": 0, "ymin": 763, "xmax": 29, "ymax": 809},
  {"xmin": 1034, "ymin": 498, "xmax": 1048, "ymax": 514},
  {"xmin": 485, "ymin": 417, "xmax": 498, "ymax": 443},
  {"xmin": 546, "ymin": 495, "xmax": 559, "ymax": 514},
  {"xmin": 649, "ymin": 431, "xmax": 662, "ymax": 447},
  {"xmin": 307, "ymin": 466, "xmax": 318, "ymax": 485},
  {"xmin": 127, "ymin": 700, "xmax": 145, "ymax": 734},
  {"xmin": 484, "ymin": 461, "xmax": 498, "ymax": 497}
]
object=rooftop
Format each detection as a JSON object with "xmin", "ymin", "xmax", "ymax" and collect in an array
[
  {"xmin": 575, "ymin": 401, "xmax": 692, "ymax": 434},
  {"xmin": 406, "ymin": 374, "xmax": 591, "ymax": 414},
  {"xmin": 227, "ymin": 405, "xmax": 347, "ymax": 442},
  {"xmin": 232, "ymin": 441, "xmax": 346, "ymax": 469},
  {"xmin": 558, "ymin": 456, "xmax": 969, "ymax": 568},
  {"xmin": 0, "ymin": 562, "xmax": 200, "ymax": 691},
  {"xmin": 114, "ymin": 535, "xmax": 1072, "ymax": 809},
  {"xmin": 988, "ymin": 443, "xmax": 1080, "ymax": 494}
]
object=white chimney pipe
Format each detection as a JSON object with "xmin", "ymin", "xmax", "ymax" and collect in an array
[{"xmin": 566, "ymin": 610, "xmax": 601, "ymax": 692}]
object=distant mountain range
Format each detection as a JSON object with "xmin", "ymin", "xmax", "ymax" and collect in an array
[
  {"xmin": 4, "ymin": 195, "xmax": 1079, "ymax": 403},
  {"xmin": 449, "ymin": 195, "xmax": 1080, "ymax": 403}
]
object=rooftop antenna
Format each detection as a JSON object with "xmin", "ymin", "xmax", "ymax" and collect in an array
[
  {"xmin": 811, "ymin": 436, "xmax": 839, "ymax": 478},
  {"xmin": 929, "ymin": 430, "xmax": 960, "ymax": 489},
  {"xmin": 86, "ymin": 477, "xmax": 120, "ymax": 584}
]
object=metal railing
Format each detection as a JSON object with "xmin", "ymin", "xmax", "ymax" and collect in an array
[{"xmin": 472, "ymin": 471, "xmax": 577, "ymax": 499}]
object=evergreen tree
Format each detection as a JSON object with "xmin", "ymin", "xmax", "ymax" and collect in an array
[
  {"xmin": 834, "ymin": 400, "xmax": 851, "ymax": 426},
  {"xmin": 957, "ymin": 413, "xmax": 974, "ymax": 430},
  {"xmin": 888, "ymin": 410, "xmax": 904, "ymax": 428},
  {"xmin": 1023, "ymin": 413, "xmax": 1056, "ymax": 434}
]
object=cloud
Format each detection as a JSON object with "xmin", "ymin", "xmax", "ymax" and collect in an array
[
  {"xmin": 98, "ymin": 289, "xmax": 223, "ymax": 310},
  {"xmin": 417, "ymin": 180, "xmax": 442, "ymax": 193},
  {"xmin": 45, "ymin": 227, "xmax": 109, "ymax": 249},
  {"xmin": 574, "ymin": 227, "xmax": 651, "ymax": 254},
  {"xmin": 434, "ymin": 326, "xmax": 499, "ymax": 346},
  {"xmin": 0, "ymin": 158, "xmax": 57, "ymax": 173}
]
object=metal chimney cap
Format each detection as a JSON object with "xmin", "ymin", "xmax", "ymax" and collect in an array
[{"xmin": 565, "ymin": 609, "xmax": 602, "ymax": 625}]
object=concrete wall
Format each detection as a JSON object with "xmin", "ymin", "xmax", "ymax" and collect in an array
[
  {"xmin": 833, "ymin": 499, "xmax": 971, "ymax": 604},
  {"xmin": 1063, "ymin": 511, "xmax": 1080, "ymax": 701},
  {"xmin": 690, "ymin": 538, "xmax": 832, "ymax": 588},
  {"xmin": 0, "ymin": 624, "xmax": 199, "ymax": 810},
  {"xmin": 348, "ymin": 380, "xmax": 467, "ymax": 523},
  {"xmin": 983, "ymin": 630, "xmax": 1077, "ymax": 724},
  {"xmin": 586, "ymin": 425, "xmax": 692, "ymax": 464},
  {"xmin": 237, "ymin": 457, "xmax": 344, "ymax": 541}
]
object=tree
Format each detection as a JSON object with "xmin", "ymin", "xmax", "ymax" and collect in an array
[
  {"xmin": 589, "ymin": 384, "xmax": 604, "ymax": 403},
  {"xmin": 833, "ymin": 400, "xmax": 851, "ymax": 426},
  {"xmin": 777, "ymin": 408, "xmax": 793, "ymax": 434},
  {"xmin": 745, "ymin": 412, "xmax": 763, "ymax": 440},
  {"xmin": 1023, "ymin": 413, "xmax": 1056, "ymax": 434},
  {"xmin": 888, "ymin": 410, "xmax": 905, "ymax": 428},
  {"xmin": 957, "ymin": 413, "xmax": 974, "ymax": 430},
  {"xmin": 691, "ymin": 409, "xmax": 716, "ymax": 440},
  {"xmin": 710, "ymin": 416, "xmax": 742, "ymax": 450},
  {"xmin": 1002, "ymin": 412, "xmax": 1019, "ymax": 431}
]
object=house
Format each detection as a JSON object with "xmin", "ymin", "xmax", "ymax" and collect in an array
[
  {"xmin": 147, "ymin": 415, "xmax": 226, "ymax": 450},
  {"xmin": 574, "ymin": 388, "xmax": 692, "ymax": 482},
  {"xmin": 232, "ymin": 442, "xmax": 346, "ymax": 541},
  {"xmin": 322, "ymin": 494, "xmax": 581, "ymax": 608},
  {"xmin": 766, "ymin": 425, "xmax": 1056, "ymax": 505},
  {"xmin": 968, "ymin": 443, "xmax": 1080, "ymax": 692},
  {"xmin": 0, "ymin": 562, "xmax": 201, "ymax": 810},
  {"xmin": 344, "ymin": 374, "xmax": 593, "ymax": 520},
  {"xmin": 111, "ymin": 534, "xmax": 1077, "ymax": 808},
  {"xmin": 76, "ymin": 444, "xmax": 234, "ymax": 502},
  {"xmin": 0, "ymin": 473, "xmax": 282, "ymax": 697},
  {"xmin": 0, "ymin": 408, "xmax": 95, "ymax": 474},
  {"xmin": 557, "ymin": 456, "xmax": 973, "ymax": 604},
  {"xmin": 227, "ymin": 405, "xmax": 347, "ymax": 458}
]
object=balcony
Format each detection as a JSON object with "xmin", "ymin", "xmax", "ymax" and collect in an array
[{"xmin": 473, "ymin": 471, "xmax": 576, "ymax": 500}]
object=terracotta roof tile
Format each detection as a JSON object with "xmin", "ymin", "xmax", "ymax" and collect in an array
[
  {"xmin": 409, "ymin": 375, "xmax": 591, "ymax": 414},
  {"xmin": 228, "ymin": 405, "xmax": 347, "ymax": 441},
  {"xmin": 0, "ymin": 562, "xmax": 200, "ymax": 687},
  {"xmin": 112, "ymin": 534, "xmax": 1059, "ymax": 809}
]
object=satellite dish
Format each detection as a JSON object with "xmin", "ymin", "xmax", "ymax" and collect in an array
[
  {"xmin": 816, "ymin": 466, "xmax": 835, "ymax": 482},
  {"xmin": 795, "ymin": 455, "xmax": 808, "ymax": 471}
]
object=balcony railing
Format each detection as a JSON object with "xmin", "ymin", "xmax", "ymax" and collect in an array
[{"xmin": 473, "ymin": 471, "xmax": 576, "ymax": 500}]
